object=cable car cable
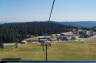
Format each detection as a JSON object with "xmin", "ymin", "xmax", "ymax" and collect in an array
[{"xmin": 48, "ymin": 0, "xmax": 56, "ymax": 21}]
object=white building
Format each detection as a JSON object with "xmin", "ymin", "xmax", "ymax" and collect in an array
[
  {"xmin": 56, "ymin": 32, "xmax": 75, "ymax": 41},
  {"xmin": 21, "ymin": 40, "xmax": 28, "ymax": 44}
]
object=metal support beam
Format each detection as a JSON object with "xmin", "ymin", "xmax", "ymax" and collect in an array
[{"xmin": 45, "ymin": 44, "xmax": 48, "ymax": 61}]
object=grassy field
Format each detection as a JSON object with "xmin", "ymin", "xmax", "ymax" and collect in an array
[{"xmin": 1, "ymin": 41, "xmax": 96, "ymax": 61}]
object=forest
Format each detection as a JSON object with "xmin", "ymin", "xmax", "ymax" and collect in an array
[{"xmin": 0, "ymin": 21, "xmax": 76, "ymax": 48}]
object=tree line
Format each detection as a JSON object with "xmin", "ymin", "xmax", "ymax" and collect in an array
[{"xmin": 0, "ymin": 21, "xmax": 76, "ymax": 48}]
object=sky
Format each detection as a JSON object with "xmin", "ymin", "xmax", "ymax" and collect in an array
[{"xmin": 0, "ymin": 0, "xmax": 96, "ymax": 23}]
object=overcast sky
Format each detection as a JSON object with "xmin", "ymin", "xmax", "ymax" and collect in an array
[{"xmin": 0, "ymin": 0, "xmax": 96, "ymax": 23}]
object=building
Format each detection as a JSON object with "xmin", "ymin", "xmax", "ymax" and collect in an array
[
  {"xmin": 56, "ymin": 32, "xmax": 75, "ymax": 41},
  {"xmin": 21, "ymin": 40, "xmax": 28, "ymax": 44},
  {"xmin": 3, "ymin": 43, "xmax": 16, "ymax": 47},
  {"xmin": 38, "ymin": 38, "xmax": 51, "ymax": 43},
  {"xmin": 79, "ymin": 30, "xmax": 94, "ymax": 38}
]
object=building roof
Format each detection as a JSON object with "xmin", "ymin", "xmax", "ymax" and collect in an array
[{"xmin": 61, "ymin": 32, "xmax": 74, "ymax": 36}]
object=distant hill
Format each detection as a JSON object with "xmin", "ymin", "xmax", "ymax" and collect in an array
[
  {"xmin": 0, "ymin": 21, "xmax": 76, "ymax": 43},
  {"xmin": 58, "ymin": 21, "xmax": 96, "ymax": 28}
]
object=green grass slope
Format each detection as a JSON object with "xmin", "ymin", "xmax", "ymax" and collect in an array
[{"xmin": 0, "ymin": 41, "xmax": 96, "ymax": 61}]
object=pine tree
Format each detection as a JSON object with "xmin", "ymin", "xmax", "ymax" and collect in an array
[{"xmin": 0, "ymin": 39, "xmax": 4, "ymax": 48}]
